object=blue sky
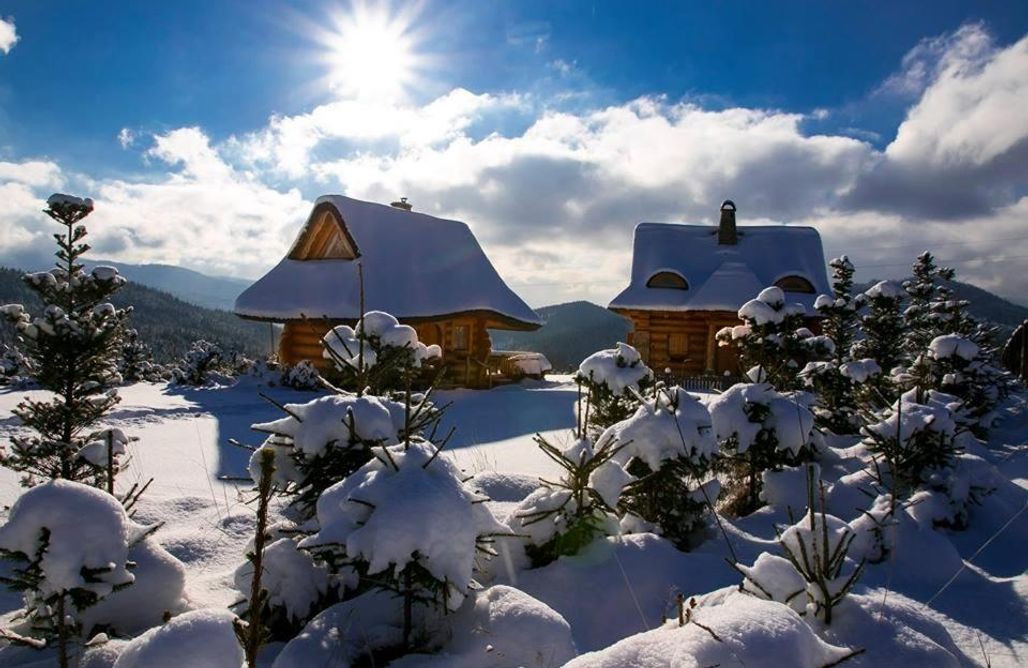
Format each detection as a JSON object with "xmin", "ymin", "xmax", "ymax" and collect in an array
[{"xmin": 1, "ymin": 1, "xmax": 1027, "ymax": 306}]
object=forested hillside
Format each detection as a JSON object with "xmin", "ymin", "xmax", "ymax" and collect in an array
[{"xmin": 0, "ymin": 266, "xmax": 271, "ymax": 361}]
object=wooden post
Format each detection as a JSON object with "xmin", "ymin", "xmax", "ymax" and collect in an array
[{"xmin": 705, "ymin": 322, "xmax": 717, "ymax": 373}]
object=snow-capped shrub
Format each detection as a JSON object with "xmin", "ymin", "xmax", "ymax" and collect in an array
[
  {"xmin": 279, "ymin": 359, "xmax": 322, "ymax": 390},
  {"xmin": 322, "ymin": 310, "xmax": 441, "ymax": 393},
  {"xmin": 111, "ymin": 609, "xmax": 244, "ymax": 668},
  {"xmin": 918, "ymin": 333, "xmax": 1009, "ymax": 433},
  {"xmin": 0, "ymin": 481, "xmax": 139, "ymax": 658},
  {"xmin": 0, "ymin": 343, "xmax": 32, "ymax": 385},
  {"xmin": 861, "ymin": 388, "xmax": 961, "ymax": 497},
  {"xmin": 250, "ymin": 391, "xmax": 427, "ymax": 517},
  {"xmin": 716, "ymin": 286, "xmax": 832, "ymax": 392},
  {"xmin": 0, "ymin": 196, "xmax": 131, "ymax": 488},
  {"xmin": 118, "ymin": 328, "xmax": 162, "ymax": 383},
  {"xmin": 508, "ymin": 427, "xmax": 629, "ymax": 566},
  {"xmin": 169, "ymin": 340, "xmax": 224, "ymax": 385},
  {"xmin": 735, "ymin": 466, "xmax": 863, "ymax": 625},
  {"xmin": 708, "ymin": 382, "xmax": 818, "ymax": 514},
  {"xmin": 299, "ymin": 440, "xmax": 509, "ymax": 651},
  {"xmin": 575, "ymin": 342, "xmax": 653, "ymax": 431},
  {"xmin": 234, "ymin": 537, "xmax": 336, "ymax": 633},
  {"xmin": 600, "ymin": 386, "xmax": 720, "ymax": 547}
]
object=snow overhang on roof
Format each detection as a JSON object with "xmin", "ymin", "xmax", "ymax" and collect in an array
[
  {"xmin": 608, "ymin": 222, "xmax": 831, "ymax": 314},
  {"xmin": 235, "ymin": 195, "xmax": 542, "ymax": 330}
]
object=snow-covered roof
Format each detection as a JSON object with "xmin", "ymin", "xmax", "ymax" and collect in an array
[
  {"xmin": 609, "ymin": 222, "xmax": 830, "ymax": 313},
  {"xmin": 235, "ymin": 195, "xmax": 542, "ymax": 330}
]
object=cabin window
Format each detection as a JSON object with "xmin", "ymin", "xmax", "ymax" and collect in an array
[
  {"xmin": 453, "ymin": 324, "xmax": 470, "ymax": 351},
  {"xmin": 775, "ymin": 275, "xmax": 816, "ymax": 293},
  {"xmin": 646, "ymin": 271, "xmax": 689, "ymax": 290},
  {"xmin": 669, "ymin": 332, "xmax": 688, "ymax": 358}
]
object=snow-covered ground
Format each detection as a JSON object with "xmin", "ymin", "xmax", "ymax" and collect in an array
[{"xmin": 1, "ymin": 376, "xmax": 1026, "ymax": 666}]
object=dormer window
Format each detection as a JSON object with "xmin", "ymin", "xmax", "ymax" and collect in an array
[
  {"xmin": 775, "ymin": 275, "xmax": 816, "ymax": 293},
  {"xmin": 647, "ymin": 271, "xmax": 689, "ymax": 290}
]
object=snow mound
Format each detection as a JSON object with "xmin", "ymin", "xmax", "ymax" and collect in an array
[
  {"xmin": 564, "ymin": 592, "xmax": 853, "ymax": 668},
  {"xmin": 234, "ymin": 537, "xmax": 333, "ymax": 624},
  {"xmin": 112, "ymin": 609, "xmax": 243, "ymax": 668},
  {"xmin": 0, "ymin": 480, "xmax": 136, "ymax": 598},
  {"xmin": 864, "ymin": 280, "xmax": 904, "ymax": 299},
  {"xmin": 80, "ymin": 538, "xmax": 188, "ymax": 636},
  {"xmin": 929, "ymin": 334, "xmax": 980, "ymax": 361},
  {"xmin": 577, "ymin": 342, "xmax": 651, "ymax": 394},
  {"xmin": 391, "ymin": 585, "xmax": 578, "ymax": 668},
  {"xmin": 301, "ymin": 440, "xmax": 508, "ymax": 610},
  {"xmin": 708, "ymin": 383, "xmax": 816, "ymax": 455},
  {"xmin": 839, "ymin": 359, "xmax": 882, "ymax": 383}
]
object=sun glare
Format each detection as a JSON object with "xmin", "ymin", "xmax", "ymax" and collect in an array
[{"xmin": 318, "ymin": 3, "xmax": 423, "ymax": 102}]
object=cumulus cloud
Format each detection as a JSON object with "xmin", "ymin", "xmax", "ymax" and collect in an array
[
  {"xmin": 845, "ymin": 25, "xmax": 1028, "ymax": 219},
  {"xmin": 1, "ymin": 23, "xmax": 1026, "ymax": 307},
  {"xmin": 0, "ymin": 16, "xmax": 17, "ymax": 55}
]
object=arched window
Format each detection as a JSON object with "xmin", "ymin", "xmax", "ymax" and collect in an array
[
  {"xmin": 775, "ymin": 275, "xmax": 816, "ymax": 293},
  {"xmin": 646, "ymin": 271, "xmax": 689, "ymax": 290}
]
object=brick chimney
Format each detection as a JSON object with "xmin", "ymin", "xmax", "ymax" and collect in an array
[
  {"xmin": 718, "ymin": 199, "xmax": 737, "ymax": 245},
  {"xmin": 390, "ymin": 197, "xmax": 413, "ymax": 211}
]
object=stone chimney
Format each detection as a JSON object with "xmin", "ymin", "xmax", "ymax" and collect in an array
[
  {"xmin": 718, "ymin": 199, "xmax": 737, "ymax": 245},
  {"xmin": 390, "ymin": 197, "xmax": 413, "ymax": 211}
]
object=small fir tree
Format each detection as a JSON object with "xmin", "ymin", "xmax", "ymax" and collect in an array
[
  {"xmin": 851, "ymin": 280, "xmax": 906, "ymax": 404},
  {"xmin": 0, "ymin": 195, "xmax": 129, "ymax": 486},
  {"xmin": 119, "ymin": 328, "xmax": 160, "ymax": 383},
  {"xmin": 805, "ymin": 256, "xmax": 864, "ymax": 433},
  {"xmin": 716, "ymin": 287, "xmax": 833, "ymax": 392}
]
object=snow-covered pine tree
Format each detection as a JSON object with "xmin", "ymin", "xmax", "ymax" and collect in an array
[
  {"xmin": 169, "ymin": 339, "xmax": 224, "ymax": 385},
  {"xmin": 0, "ymin": 195, "xmax": 129, "ymax": 487},
  {"xmin": 804, "ymin": 256, "xmax": 864, "ymax": 433},
  {"xmin": 119, "ymin": 328, "xmax": 161, "ymax": 383},
  {"xmin": 903, "ymin": 252, "xmax": 968, "ymax": 359},
  {"xmin": 716, "ymin": 287, "xmax": 833, "ymax": 392},
  {"xmin": 708, "ymin": 382, "xmax": 819, "ymax": 515},
  {"xmin": 852, "ymin": 280, "xmax": 906, "ymax": 390},
  {"xmin": 0, "ymin": 480, "xmax": 142, "ymax": 668},
  {"xmin": 604, "ymin": 386, "xmax": 721, "ymax": 548},
  {"xmin": 0, "ymin": 343, "xmax": 32, "ymax": 386}
]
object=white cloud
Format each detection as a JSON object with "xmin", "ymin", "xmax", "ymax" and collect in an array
[
  {"xmin": 0, "ymin": 16, "xmax": 17, "ymax": 55},
  {"xmin": 845, "ymin": 25, "xmax": 1028, "ymax": 219},
  {"xmin": 118, "ymin": 128, "xmax": 136, "ymax": 149},
  {"xmin": 2, "ymin": 24, "xmax": 1026, "ymax": 308}
]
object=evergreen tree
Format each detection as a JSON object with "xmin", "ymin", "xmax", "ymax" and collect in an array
[
  {"xmin": 0, "ymin": 195, "xmax": 129, "ymax": 486},
  {"xmin": 805, "ymin": 256, "xmax": 864, "ymax": 432},
  {"xmin": 851, "ymin": 280, "xmax": 906, "ymax": 407},
  {"xmin": 716, "ymin": 287, "xmax": 833, "ymax": 391},
  {"xmin": 119, "ymin": 328, "xmax": 160, "ymax": 383}
]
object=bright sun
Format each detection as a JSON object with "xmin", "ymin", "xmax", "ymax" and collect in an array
[{"xmin": 318, "ymin": 3, "xmax": 421, "ymax": 101}]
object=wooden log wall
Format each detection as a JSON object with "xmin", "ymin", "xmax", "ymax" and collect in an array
[
  {"xmin": 279, "ymin": 315, "xmax": 494, "ymax": 388},
  {"xmin": 614, "ymin": 309, "xmax": 742, "ymax": 376}
]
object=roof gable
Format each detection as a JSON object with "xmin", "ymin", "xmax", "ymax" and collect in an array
[
  {"xmin": 288, "ymin": 202, "xmax": 359, "ymax": 260},
  {"xmin": 235, "ymin": 195, "xmax": 542, "ymax": 329},
  {"xmin": 609, "ymin": 222, "xmax": 830, "ymax": 313}
]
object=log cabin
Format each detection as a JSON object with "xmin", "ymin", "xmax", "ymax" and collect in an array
[
  {"xmin": 234, "ymin": 195, "xmax": 542, "ymax": 387},
  {"xmin": 608, "ymin": 200, "xmax": 831, "ymax": 377}
]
